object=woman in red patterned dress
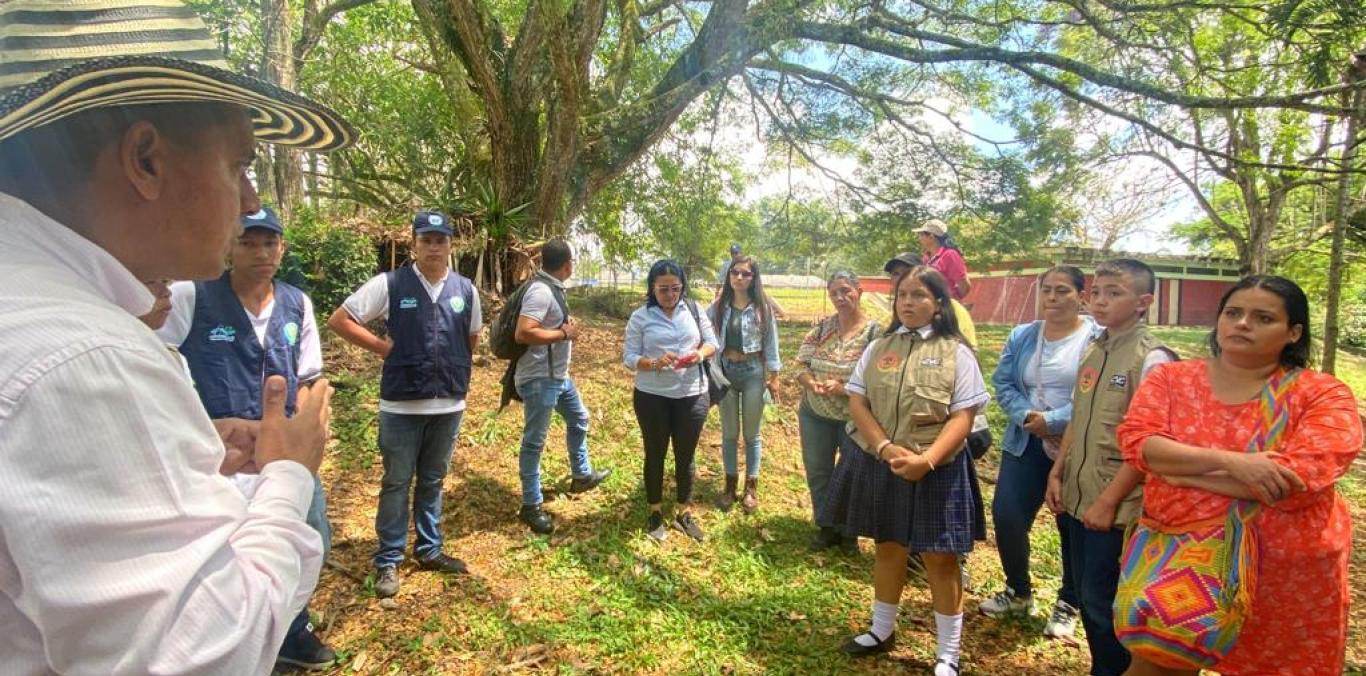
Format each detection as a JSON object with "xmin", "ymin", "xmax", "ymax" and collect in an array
[{"xmin": 1116, "ymin": 275, "xmax": 1362, "ymax": 675}]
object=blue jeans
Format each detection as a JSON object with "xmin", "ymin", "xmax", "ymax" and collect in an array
[
  {"xmin": 719, "ymin": 359, "xmax": 765, "ymax": 478},
  {"xmin": 515, "ymin": 377, "xmax": 593, "ymax": 507},
  {"xmin": 373, "ymin": 410, "xmax": 463, "ymax": 567},
  {"xmin": 797, "ymin": 401, "xmax": 843, "ymax": 522},
  {"xmin": 991, "ymin": 435, "xmax": 1076, "ymax": 604},
  {"xmin": 1059, "ymin": 513, "xmax": 1131, "ymax": 676}
]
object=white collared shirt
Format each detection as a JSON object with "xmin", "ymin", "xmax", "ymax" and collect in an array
[{"xmin": 0, "ymin": 193, "xmax": 321, "ymax": 675}]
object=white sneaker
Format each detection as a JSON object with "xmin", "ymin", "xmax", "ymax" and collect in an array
[
  {"xmin": 1043, "ymin": 599, "xmax": 1079, "ymax": 638},
  {"xmin": 978, "ymin": 587, "xmax": 1035, "ymax": 617}
]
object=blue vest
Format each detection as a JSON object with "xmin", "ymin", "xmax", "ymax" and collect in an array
[
  {"xmin": 381, "ymin": 266, "xmax": 474, "ymax": 401},
  {"xmin": 180, "ymin": 273, "xmax": 307, "ymax": 420}
]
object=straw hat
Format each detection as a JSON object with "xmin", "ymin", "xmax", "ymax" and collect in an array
[{"xmin": 0, "ymin": 0, "xmax": 354, "ymax": 150}]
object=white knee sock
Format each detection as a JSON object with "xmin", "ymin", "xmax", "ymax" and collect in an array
[
  {"xmin": 854, "ymin": 599, "xmax": 898, "ymax": 646},
  {"xmin": 934, "ymin": 611, "xmax": 963, "ymax": 673}
]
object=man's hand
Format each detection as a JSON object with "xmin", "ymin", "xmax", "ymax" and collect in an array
[
  {"xmin": 213, "ymin": 418, "xmax": 261, "ymax": 476},
  {"xmin": 1082, "ymin": 495, "xmax": 1119, "ymax": 531},
  {"xmin": 560, "ymin": 317, "xmax": 580, "ymax": 341},
  {"xmin": 254, "ymin": 376, "xmax": 333, "ymax": 473},
  {"xmin": 1045, "ymin": 469, "xmax": 1065, "ymax": 514},
  {"xmin": 1023, "ymin": 411, "xmax": 1049, "ymax": 437}
]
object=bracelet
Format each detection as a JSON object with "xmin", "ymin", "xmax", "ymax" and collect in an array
[
  {"xmin": 924, "ymin": 456, "xmax": 936, "ymax": 471},
  {"xmin": 875, "ymin": 439, "xmax": 892, "ymax": 459},
  {"xmin": 560, "ymin": 327, "xmax": 569, "ymax": 341}
]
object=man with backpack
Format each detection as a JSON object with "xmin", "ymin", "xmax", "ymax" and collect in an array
[
  {"xmin": 494, "ymin": 239, "xmax": 610, "ymax": 534},
  {"xmin": 327, "ymin": 210, "xmax": 479, "ymax": 598}
]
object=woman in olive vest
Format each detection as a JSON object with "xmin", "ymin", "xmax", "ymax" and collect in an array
[{"xmin": 820, "ymin": 266, "xmax": 990, "ymax": 675}]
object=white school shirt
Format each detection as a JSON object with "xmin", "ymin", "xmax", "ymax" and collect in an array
[
  {"xmin": 0, "ymin": 193, "xmax": 321, "ymax": 675},
  {"xmin": 341, "ymin": 266, "xmax": 482, "ymax": 414},
  {"xmin": 157, "ymin": 280, "xmax": 324, "ymax": 383}
]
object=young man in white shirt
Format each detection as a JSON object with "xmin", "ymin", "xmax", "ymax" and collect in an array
[
  {"xmin": 0, "ymin": 1, "xmax": 351, "ymax": 672},
  {"xmin": 157, "ymin": 207, "xmax": 335, "ymax": 671},
  {"xmin": 328, "ymin": 211, "xmax": 480, "ymax": 598}
]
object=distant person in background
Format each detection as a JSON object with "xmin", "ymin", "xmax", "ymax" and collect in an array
[
  {"xmin": 624, "ymin": 260, "xmax": 719, "ymax": 542},
  {"xmin": 795, "ymin": 271, "xmax": 881, "ymax": 552},
  {"xmin": 916, "ymin": 220, "xmax": 971, "ymax": 302},
  {"xmin": 710, "ymin": 255, "xmax": 782, "ymax": 514},
  {"xmin": 886, "ymin": 252, "xmax": 975, "ymax": 348},
  {"xmin": 980, "ymin": 266, "xmax": 1097, "ymax": 641}
]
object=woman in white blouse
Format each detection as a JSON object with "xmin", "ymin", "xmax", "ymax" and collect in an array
[{"xmin": 623, "ymin": 260, "xmax": 719, "ymax": 543}]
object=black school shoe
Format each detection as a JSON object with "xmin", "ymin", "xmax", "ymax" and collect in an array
[
  {"xmin": 275, "ymin": 622, "xmax": 336, "ymax": 671},
  {"xmin": 808, "ymin": 526, "xmax": 842, "ymax": 552},
  {"xmin": 519, "ymin": 504, "xmax": 555, "ymax": 534},
  {"xmin": 841, "ymin": 631, "xmax": 895, "ymax": 657},
  {"xmin": 416, "ymin": 552, "xmax": 469, "ymax": 575}
]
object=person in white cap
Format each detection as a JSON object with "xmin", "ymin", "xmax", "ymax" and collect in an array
[
  {"xmin": 915, "ymin": 219, "xmax": 972, "ymax": 302},
  {"xmin": 0, "ymin": 0, "xmax": 353, "ymax": 672}
]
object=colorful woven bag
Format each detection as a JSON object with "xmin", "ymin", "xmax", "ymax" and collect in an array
[{"xmin": 1113, "ymin": 368, "xmax": 1300, "ymax": 670}]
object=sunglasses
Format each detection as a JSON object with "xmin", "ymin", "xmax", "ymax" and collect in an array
[
  {"xmin": 654, "ymin": 285, "xmax": 683, "ymax": 294},
  {"xmin": 729, "ymin": 270, "xmax": 754, "ymax": 279}
]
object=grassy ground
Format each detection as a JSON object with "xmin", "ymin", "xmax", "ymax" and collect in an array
[{"xmin": 306, "ymin": 288, "xmax": 1366, "ymax": 675}]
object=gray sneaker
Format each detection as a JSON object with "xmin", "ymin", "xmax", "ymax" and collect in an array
[
  {"xmin": 1043, "ymin": 599, "xmax": 1079, "ymax": 638},
  {"xmin": 374, "ymin": 565, "xmax": 399, "ymax": 599},
  {"xmin": 979, "ymin": 586, "xmax": 1035, "ymax": 617},
  {"xmin": 645, "ymin": 512, "xmax": 668, "ymax": 542},
  {"xmin": 672, "ymin": 511, "xmax": 705, "ymax": 542}
]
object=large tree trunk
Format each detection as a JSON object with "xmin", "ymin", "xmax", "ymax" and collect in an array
[
  {"xmin": 260, "ymin": 0, "xmax": 304, "ymax": 219},
  {"xmin": 1323, "ymin": 83, "xmax": 1365, "ymax": 374}
]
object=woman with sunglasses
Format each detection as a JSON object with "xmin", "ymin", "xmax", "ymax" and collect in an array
[
  {"xmin": 709, "ymin": 256, "xmax": 782, "ymax": 514},
  {"xmin": 624, "ymin": 260, "xmax": 719, "ymax": 542}
]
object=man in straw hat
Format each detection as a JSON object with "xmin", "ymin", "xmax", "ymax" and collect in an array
[{"xmin": 0, "ymin": 1, "xmax": 354, "ymax": 673}]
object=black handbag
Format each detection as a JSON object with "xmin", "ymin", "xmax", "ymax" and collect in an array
[{"xmin": 685, "ymin": 300, "xmax": 728, "ymax": 406}]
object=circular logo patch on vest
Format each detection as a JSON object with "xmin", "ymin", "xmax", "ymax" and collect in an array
[
  {"xmin": 1077, "ymin": 365, "xmax": 1099, "ymax": 393},
  {"xmin": 449, "ymin": 296, "xmax": 466, "ymax": 313},
  {"xmin": 876, "ymin": 351, "xmax": 903, "ymax": 372},
  {"xmin": 283, "ymin": 321, "xmax": 300, "ymax": 346}
]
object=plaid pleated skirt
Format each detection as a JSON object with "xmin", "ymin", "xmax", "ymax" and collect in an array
[{"xmin": 818, "ymin": 431, "xmax": 986, "ymax": 552}]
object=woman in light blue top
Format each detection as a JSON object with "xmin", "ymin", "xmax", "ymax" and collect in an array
[
  {"xmin": 624, "ymin": 260, "xmax": 719, "ymax": 542},
  {"xmin": 980, "ymin": 265, "xmax": 1098, "ymax": 640},
  {"xmin": 708, "ymin": 255, "xmax": 781, "ymax": 514}
]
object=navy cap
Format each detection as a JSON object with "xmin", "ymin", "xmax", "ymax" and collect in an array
[
  {"xmin": 241, "ymin": 206, "xmax": 283, "ymax": 234},
  {"xmin": 413, "ymin": 210, "xmax": 454, "ymax": 236}
]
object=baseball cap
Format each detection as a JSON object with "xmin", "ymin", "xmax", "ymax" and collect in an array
[
  {"xmin": 413, "ymin": 210, "xmax": 454, "ymax": 236},
  {"xmin": 914, "ymin": 219, "xmax": 949, "ymax": 238},
  {"xmin": 883, "ymin": 251, "xmax": 919, "ymax": 274},
  {"xmin": 241, "ymin": 207, "xmax": 283, "ymax": 234}
]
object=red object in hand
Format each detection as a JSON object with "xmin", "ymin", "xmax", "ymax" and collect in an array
[{"xmin": 674, "ymin": 352, "xmax": 700, "ymax": 368}]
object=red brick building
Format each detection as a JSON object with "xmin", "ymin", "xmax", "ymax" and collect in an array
[{"xmin": 862, "ymin": 247, "xmax": 1241, "ymax": 327}]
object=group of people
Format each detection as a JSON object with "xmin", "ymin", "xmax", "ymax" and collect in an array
[
  {"xmin": 784, "ymin": 249, "xmax": 1361, "ymax": 675},
  {"xmin": 0, "ymin": 2, "xmax": 1361, "ymax": 674}
]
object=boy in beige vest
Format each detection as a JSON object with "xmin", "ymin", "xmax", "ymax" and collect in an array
[{"xmin": 1044, "ymin": 259, "xmax": 1175, "ymax": 676}]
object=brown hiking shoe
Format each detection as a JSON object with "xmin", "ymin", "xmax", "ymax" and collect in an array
[
  {"xmin": 716, "ymin": 474, "xmax": 738, "ymax": 512},
  {"xmin": 741, "ymin": 477, "xmax": 758, "ymax": 514}
]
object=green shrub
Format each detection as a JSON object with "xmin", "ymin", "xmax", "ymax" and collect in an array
[{"xmin": 278, "ymin": 207, "xmax": 377, "ymax": 320}]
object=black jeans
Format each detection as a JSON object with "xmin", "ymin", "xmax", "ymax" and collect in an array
[{"xmin": 633, "ymin": 389, "xmax": 708, "ymax": 505}]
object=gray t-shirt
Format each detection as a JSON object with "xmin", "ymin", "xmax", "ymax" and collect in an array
[{"xmin": 515, "ymin": 274, "xmax": 570, "ymax": 384}]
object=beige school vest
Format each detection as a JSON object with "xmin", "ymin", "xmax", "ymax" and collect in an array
[
  {"xmin": 1061, "ymin": 324, "xmax": 1171, "ymax": 527},
  {"xmin": 849, "ymin": 332, "xmax": 961, "ymax": 461}
]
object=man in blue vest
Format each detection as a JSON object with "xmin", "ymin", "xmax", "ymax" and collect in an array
[
  {"xmin": 157, "ymin": 206, "xmax": 335, "ymax": 671},
  {"xmin": 327, "ymin": 210, "xmax": 480, "ymax": 599},
  {"xmin": 513, "ymin": 239, "xmax": 611, "ymax": 534}
]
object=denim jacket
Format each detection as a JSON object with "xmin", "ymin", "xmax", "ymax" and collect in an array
[
  {"xmin": 710, "ymin": 301, "xmax": 781, "ymax": 372},
  {"xmin": 991, "ymin": 317, "xmax": 1099, "ymax": 457}
]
